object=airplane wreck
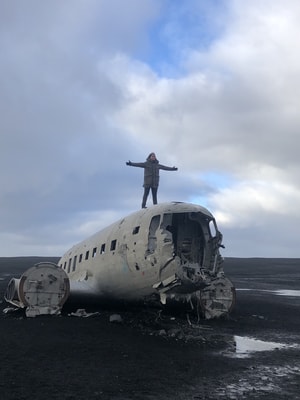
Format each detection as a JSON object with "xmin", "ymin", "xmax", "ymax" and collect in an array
[{"xmin": 4, "ymin": 202, "xmax": 235, "ymax": 318}]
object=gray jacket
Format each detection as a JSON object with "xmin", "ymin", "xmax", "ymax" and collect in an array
[{"xmin": 127, "ymin": 158, "xmax": 177, "ymax": 188}]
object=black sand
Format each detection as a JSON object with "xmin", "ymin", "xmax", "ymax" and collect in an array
[{"xmin": 0, "ymin": 257, "xmax": 300, "ymax": 399}]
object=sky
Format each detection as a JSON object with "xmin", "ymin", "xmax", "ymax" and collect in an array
[{"xmin": 1, "ymin": 0, "xmax": 300, "ymax": 258}]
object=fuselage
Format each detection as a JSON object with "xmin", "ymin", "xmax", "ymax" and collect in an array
[{"xmin": 58, "ymin": 202, "xmax": 225, "ymax": 303}]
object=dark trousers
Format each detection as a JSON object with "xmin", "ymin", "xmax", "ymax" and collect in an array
[{"xmin": 142, "ymin": 186, "xmax": 158, "ymax": 208}]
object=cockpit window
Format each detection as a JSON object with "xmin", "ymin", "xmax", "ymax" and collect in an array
[{"xmin": 209, "ymin": 219, "xmax": 217, "ymax": 237}]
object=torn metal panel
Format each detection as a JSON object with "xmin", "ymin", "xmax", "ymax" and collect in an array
[
  {"xmin": 4, "ymin": 277, "xmax": 23, "ymax": 308},
  {"xmin": 198, "ymin": 276, "xmax": 236, "ymax": 319}
]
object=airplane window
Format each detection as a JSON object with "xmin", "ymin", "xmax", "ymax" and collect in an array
[
  {"xmin": 92, "ymin": 247, "xmax": 97, "ymax": 257},
  {"xmin": 67, "ymin": 258, "xmax": 72, "ymax": 273},
  {"xmin": 85, "ymin": 251, "xmax": 89, "ymax": 260},
  {"xmin": 209, "ymin": 219, "xmax": 217, "ymax": 237},
  {"xmin": 132, "ymin": 226, "xmax": 140, "ymax": 234},
  {"xmin": 100, "ymin": 244, "xmax": 105, "ymax": 254},
  {"xmin": 110, "ymin": 240, "xmax": 117, "ymax": 251},
  {"xmin": 72, "ymin": 255, "xmax": 77, "ymax": 271},
  {"xmin": 79, "ymin": 254, "xmax": 83, "ymax": 263}
]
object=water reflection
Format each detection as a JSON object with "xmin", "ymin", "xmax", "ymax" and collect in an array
[
  {"xmin": 233, "ymin": 336, "xmax": 286, "ymax": 358},
  {"xmin": 237, "ymin": 288, "xmax": 300, "ymax": 297},
  {"xmin": 273, "ymin": 290, "xmax": 300, "ymax": 297}
]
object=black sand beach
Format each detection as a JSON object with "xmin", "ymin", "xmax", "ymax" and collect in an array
[{"xmin": 0, "ymin": 257, "xmax": 300, "ymax": 399}]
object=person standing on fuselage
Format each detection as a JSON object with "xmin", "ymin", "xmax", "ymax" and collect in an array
[{"xmin": 126, "ymin": 152, "xmax": 178, "ymax": 208}]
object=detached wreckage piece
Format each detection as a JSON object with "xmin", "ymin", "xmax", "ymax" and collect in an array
[
  {"xmin": 5, "ymin": 262, "xmax": 70, "ymax": 317},
  {"xmin": 4, "ymin": 202, "xmax": 235, "ymax": 318}
]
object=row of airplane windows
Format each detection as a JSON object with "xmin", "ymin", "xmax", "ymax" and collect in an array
[
  {"xmin": 61, "ymin": 239, "xmax": 118, "ymax": 273},
  {"xmin": 60, "ymin": 225, "xmax": 141, "ymax": 274}
]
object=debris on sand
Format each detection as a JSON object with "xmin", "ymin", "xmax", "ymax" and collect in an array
[{"xmin": 68, "ymin": 308, "xmax": 100, "ymax": 318}]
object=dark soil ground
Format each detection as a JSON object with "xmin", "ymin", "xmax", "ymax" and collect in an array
[{"xmin": 0, "ymin": 257, "xmax": 300, "ymax": 400}]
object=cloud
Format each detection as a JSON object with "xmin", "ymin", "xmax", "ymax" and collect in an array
[{"xmin": 0, "ymin": 0, "xmax": 299, "ymax": 257}]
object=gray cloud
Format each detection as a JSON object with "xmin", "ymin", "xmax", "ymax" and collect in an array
[{"xmin": 0, "ymin": 0, "xmax": 299, "ymax": 257}]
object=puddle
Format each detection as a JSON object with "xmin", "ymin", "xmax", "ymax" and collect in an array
[
  {"xmin": 222, "ymin": 336, "xmax": 299, "ymax": 358},
  {"xmin": 273, "ymin": 290, "xmax": 300, "ymax": 297},
  {"xmin": 233, "ymin": 336, "xmax": 286, "ymax": 358},
  {"xmin": 237, "ymin": 288, "xmax": 300, "ymax": 297},
  {"xmin": 200, "ymin": 363, "xmax": 300, "ymax": 399}
]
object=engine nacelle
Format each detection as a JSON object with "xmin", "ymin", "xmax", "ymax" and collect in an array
[{"xmin": 4, "ymin": 262, "xmax": 70, "ymax": 317}]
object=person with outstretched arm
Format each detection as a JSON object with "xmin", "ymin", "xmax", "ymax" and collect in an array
[{"xmin": 126, "ymin": 152, "xmax": 178, "ymax": 208}]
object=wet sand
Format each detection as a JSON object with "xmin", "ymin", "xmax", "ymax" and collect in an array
[{"xmin": 0, "ymin": 257, "xmax": 300, "ymax": 399}]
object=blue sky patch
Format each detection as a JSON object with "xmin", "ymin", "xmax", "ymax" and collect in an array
[{"xmin": 137, "ymin": 0, "xmax": 229, "ymax": 76}]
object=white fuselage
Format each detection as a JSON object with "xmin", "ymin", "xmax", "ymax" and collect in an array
[{"xmin": 58, "ymin": 202, "xmax": 224, "ymax": 303}]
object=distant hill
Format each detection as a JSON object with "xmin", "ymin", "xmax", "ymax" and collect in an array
[{"xmin": 0, "ymin": 256, "xmax": 60, "ymax": 275}]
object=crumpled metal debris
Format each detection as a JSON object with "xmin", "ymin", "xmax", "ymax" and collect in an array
[
  {"xmin": 68, "ymin": 308, "xmax": 100, "ymax": 318},
  {"xmin": 3, "ymin": 307, "xmax": 20, "ymax": 314}
]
